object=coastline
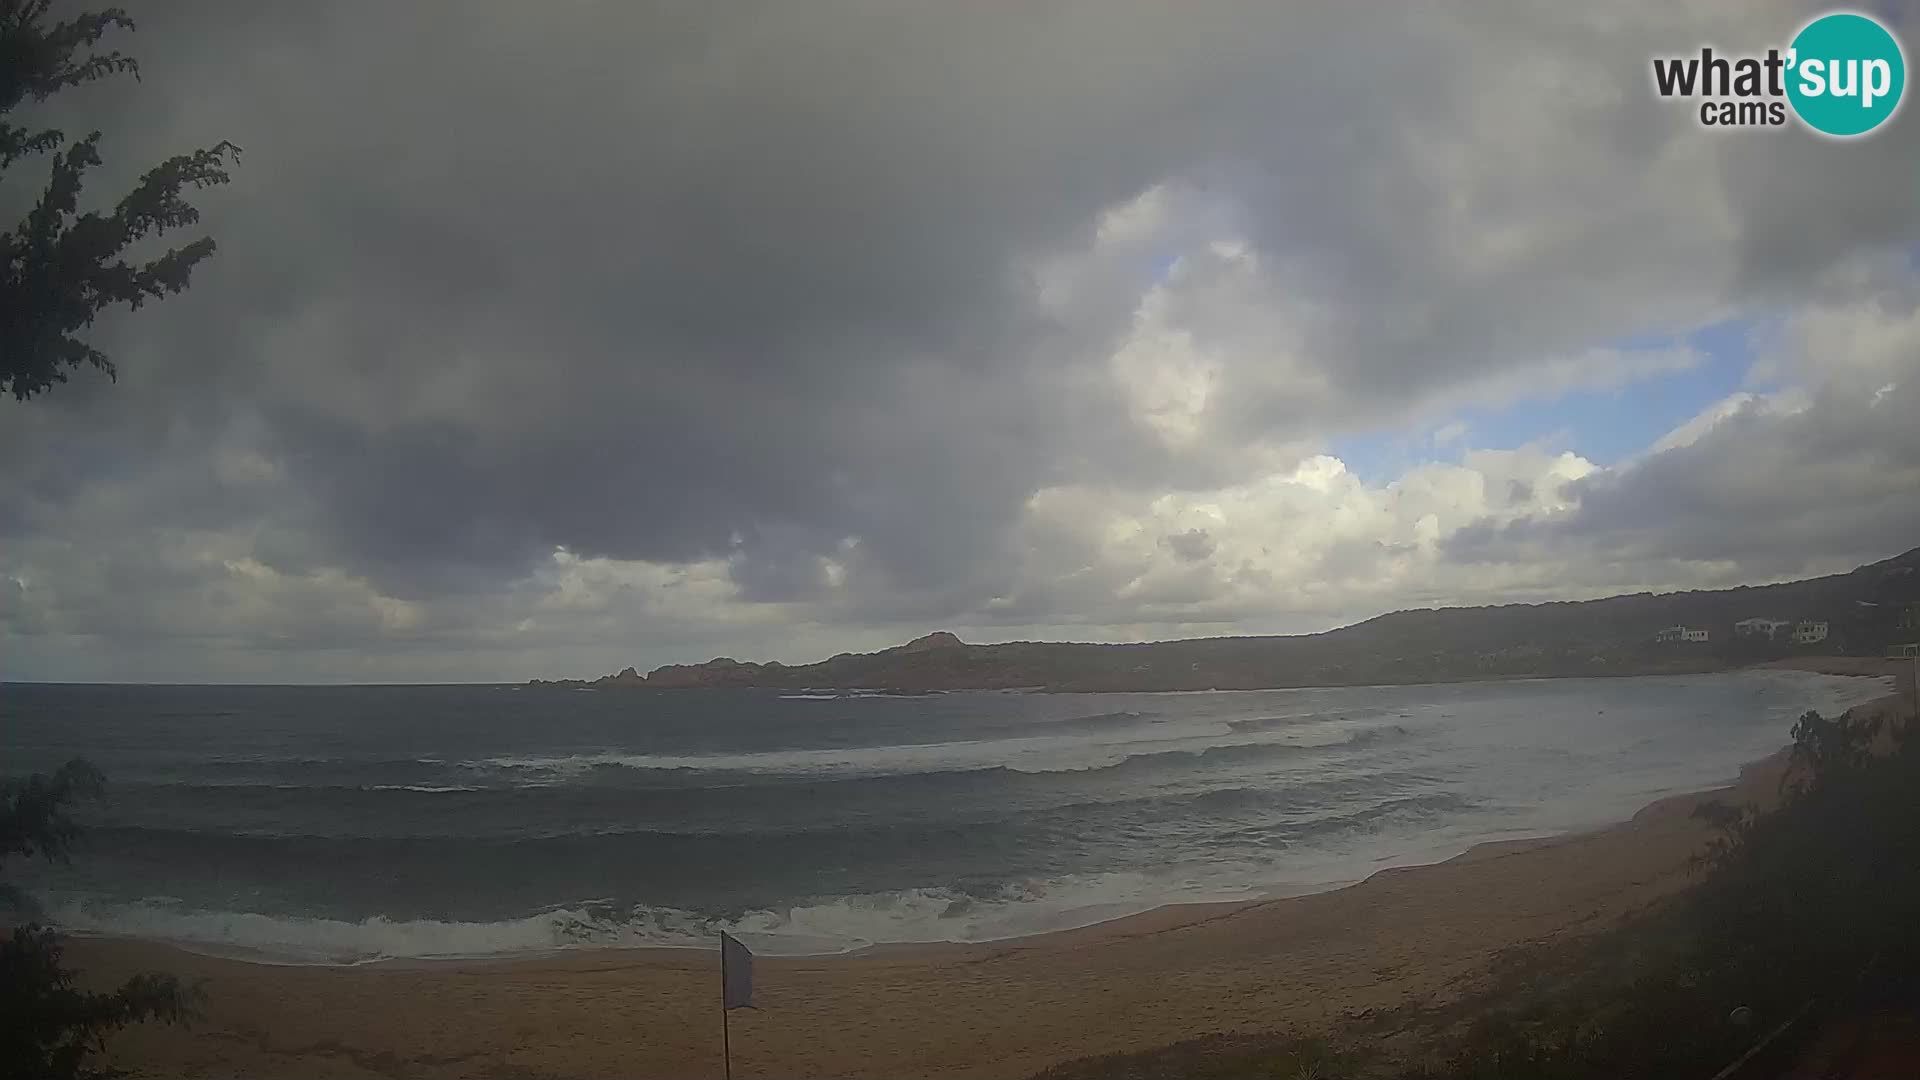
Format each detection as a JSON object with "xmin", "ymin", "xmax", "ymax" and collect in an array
[{"xmin": 68, "ymin": 658, "xmax": 1911, "ymax": 1079}]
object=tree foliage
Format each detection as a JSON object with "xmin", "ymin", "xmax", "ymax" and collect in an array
[
  {"xmin": 1, "ymin": 0, "xmax": 237, "ymax": 400},
  {"xmin": 0, "ymin": 758, "xmax": 101, "ymax": 914},
  {"xmin": 2, "ymin": 6, "xmax": 221, "ymax": 1073},
  {"xmin": 2, "ymin": 759, "xmax": 203, "ymax": 1080}
]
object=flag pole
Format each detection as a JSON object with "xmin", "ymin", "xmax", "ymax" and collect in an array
[{"xmin": 720, "ymin": 935, "xmax": 733, "ymax": 1080}]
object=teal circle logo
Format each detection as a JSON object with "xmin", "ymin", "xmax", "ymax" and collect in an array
[{"xmin": 1787, "ymin": 12, "xmax": 1906, "ymax": 137}]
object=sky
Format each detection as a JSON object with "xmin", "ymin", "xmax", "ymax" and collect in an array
[{"xmin": 3, "ymin": 1, "xmax": 1919, "ymax": 683}]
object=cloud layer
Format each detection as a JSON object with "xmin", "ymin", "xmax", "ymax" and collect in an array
[{"xmin": 4, "ymin": 2, "xmax": 1917, "ymax": 681}]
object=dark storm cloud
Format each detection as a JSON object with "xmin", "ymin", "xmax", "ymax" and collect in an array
[
  {"xmin": 16, "ymin": 0, "xmax": 1271, "ymax": 596},
  {"xmin": 3, "ymin": 3, "xmax": 1321, "ymax": 604}
]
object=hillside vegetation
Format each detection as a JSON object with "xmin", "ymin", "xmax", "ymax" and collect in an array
[{"xmin": 534, "ymin": 547, "xmax": 1920, "ymax": 692}]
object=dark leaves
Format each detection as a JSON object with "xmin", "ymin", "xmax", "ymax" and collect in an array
[
  {"xmin": 0, "ymin": 1, "xmax": 233, "ymax": 400},
  {"xmin": 2, "ymin": 758, "xmax": 205, "ymax": 1079},
  {"xmin": 0, "ymin": 3, "xmax": 139, "ymax": 111},
  {"xmin": 0, "ymin": 926, "xmax": 205, "ymax": 1080},
  {"xmin": 0, "ymin": 758, "xmax": 105, "ymax": 864}
]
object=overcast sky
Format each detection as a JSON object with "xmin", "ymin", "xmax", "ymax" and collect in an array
[{"xmin": 4, "ymin": 1, "xmax": 1918, "ymax": 683}]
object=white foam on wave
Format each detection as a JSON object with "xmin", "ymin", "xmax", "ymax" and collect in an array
[
  {"xmin": 40, "ymin": 820, "xmax": 1523, "ymax": 966},
  {"xmin": 470, "ymin": 714, "xmax": 1396, "ymax": 782},
  {"xmin": 367, "ymin": 784, "xmax": 481, "ymax": 793},
  {"xmin": 42, "ymin": 868, "xmax": 1275, "ymax": 965},
  {"xmin": 1791, "ymin": 671, "xmax": 1897, "ymax": 714},
  {"xmin": 45, "ymin": 900, "xmax": 619, "ymax": 965}
]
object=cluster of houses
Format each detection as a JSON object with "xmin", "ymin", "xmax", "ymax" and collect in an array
[
  {"xmin": 1735, "ymin": 617, "xmax": 1831, "ymax": 644},
  {"xmin": 1654, "ymin": 618, "xmax": 1829, "ymax": 645}
]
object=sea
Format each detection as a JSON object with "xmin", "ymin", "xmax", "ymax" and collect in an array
[{"xmin": 0, "ymin": 670, "xmax": 1891, "ymax": 964}]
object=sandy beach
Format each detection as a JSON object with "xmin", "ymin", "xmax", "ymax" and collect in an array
[{"xmin": 67, "ymin": 658, "xmax": 1912, "ymax": 1080}]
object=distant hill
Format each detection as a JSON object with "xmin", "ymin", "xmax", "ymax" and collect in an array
[{"xmin": 530, "ymin": 547, "xmax": 1920, "ymax": 692}]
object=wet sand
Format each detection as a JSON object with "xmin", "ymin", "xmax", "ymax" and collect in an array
[{"xmin": 70, "ymin": 658, "xmax": 1911, "ymax": 1079}]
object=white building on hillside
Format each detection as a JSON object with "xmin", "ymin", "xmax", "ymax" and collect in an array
[
  {"xmin": 1734, "ymin": 617, "xmax": 1791, "ymax": 640},
  {"xmin": 1793, "ymin": 620, "xmax": 1829, "ymax": 645},
  {"xmin": 1656, "ymin": 625, "xmax": 1711, "ymax": 643}
]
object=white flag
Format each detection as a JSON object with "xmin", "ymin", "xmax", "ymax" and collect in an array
[{"xmin": 721, "ymin": 931, "xmax": 753, "ymax": 1009}]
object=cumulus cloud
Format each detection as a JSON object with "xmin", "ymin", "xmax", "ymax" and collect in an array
[{"xmin": 3, "ymin": 1, "xmax": 1918, "ymax": 680}]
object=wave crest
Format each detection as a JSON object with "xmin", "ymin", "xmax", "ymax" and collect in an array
[{"xmin": 42, "ymin": 874, "xmax": 1230, "ymax": 964}]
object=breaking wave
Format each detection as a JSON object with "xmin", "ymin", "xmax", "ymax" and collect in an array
[
  {"xmin": 40, "ymin": 867, "xmax": 1314, "ymax": 965},
  {"xmin": 466, "ymin": 720, "xmax": 1412, "ymax": 783}
]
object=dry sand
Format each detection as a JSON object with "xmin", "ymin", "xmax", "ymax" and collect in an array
[{"xmin": 69, "ymin": 658, "xmax": 1913, "ymax": 1080}]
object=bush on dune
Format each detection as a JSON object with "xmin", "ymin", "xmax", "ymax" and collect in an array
[
  {"xmin": 1694, "ymin": 708, "xmax": 1920, "ymax": 993},
  {"xmin": 1424, "ymin": 707, "xmax": 1919, "ymax": 1080}
]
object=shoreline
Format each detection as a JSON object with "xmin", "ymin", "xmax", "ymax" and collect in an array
[{"xmin": 67, "ymin": 658, "xmax": 1911, "ymax": 1079}]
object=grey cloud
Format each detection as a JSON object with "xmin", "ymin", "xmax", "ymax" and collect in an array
[
  {"xmin": 1161, "ymin": 529, "xmax": 1216, "ymax": 562},
  {"xmin": 1446, "ymin": 381, "xmax": 1920, "ymax": 579}
]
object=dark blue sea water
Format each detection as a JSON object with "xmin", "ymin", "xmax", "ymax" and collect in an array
[{"xmin": 0, "ymin": 671, "xmax": 1888, "ymax": 962}]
